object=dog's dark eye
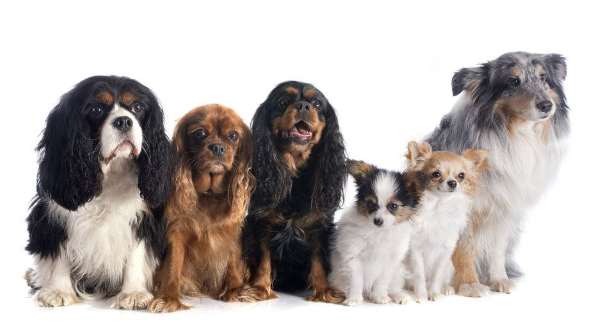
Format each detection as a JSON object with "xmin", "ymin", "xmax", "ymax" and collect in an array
[
  {"xmin": 507, "ymin": 77, "xmax": 521, "ymax": 89},
  {"xmin": 432, "ymin": 171, "xmax": 441, "ymax": 178},
  {"xmin": 311, "ymin": 99, "xmax": 322, "ymax": 110},
  {"xmin": 458, "ymin": 172, "xmax": 465, "ymax": 180},
  {"xmin": 539, "ymin": 74, "xmax": 548, "ymax": 84},
  {"xmin": 192, "ymin": 128, "xmax": 207, "ymax": 141},
  {"xmin": 387, "ymin": 202, "xmax": 399, "ymax": 213},
  {"xmin": 366, "ymin": 200, "xmax": 378, "ymax": 213},
  {"xmin": 278, "ymin": 98, "xmax": 290, "ymax": 108},
  {"xmin": 131, "ymin": 102, "xmax": 146, "ymax": 114},
  {"xmin": 88, "ymin": 104, "xmax": 105, "ymax": 118},
  {"xmin": 228, "ymin": 131, "xmax": 239, "ymax": 142}
]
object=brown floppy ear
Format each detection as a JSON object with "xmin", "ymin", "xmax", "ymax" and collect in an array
[
  {"xmin": 169, "ymin": 118, "xmax": 199, "ymax": 211},
  {"xmin": 406, "ymin": 141, "xmax": 432, "ymax": 168},
  {"xmin": 463, "ymin": 148, "xmax": 488, "ymax": 172},
  {"xmin": 227, "ymin": 123, "xmax": 255, "ymax": 212}
]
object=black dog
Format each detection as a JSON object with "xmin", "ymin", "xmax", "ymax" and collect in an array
[{"xmin": 243, "ymin": 81, "xmax": 347, "ymax": 302}]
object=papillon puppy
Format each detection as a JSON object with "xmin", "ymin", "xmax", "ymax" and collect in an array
[
  {"xmin": 404, "ymin": 141, "xmax": 487, "ymax": 302},
  {"xmin": 329, "ymin": 160, "xmax": 419, "ymax": 306}
]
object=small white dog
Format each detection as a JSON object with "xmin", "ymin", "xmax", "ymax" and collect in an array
[
  {"xmin": 329, "ymin": 160, "xmax": 419, "ymax": 306},
  {"xmin": 404, "ymin": 141, "xmax": 487, "ymax": 302}
]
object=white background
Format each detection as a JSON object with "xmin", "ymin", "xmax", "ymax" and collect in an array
[{"xmin": 1, "ymin": 0, "xmax": 598, "ymax": 326}]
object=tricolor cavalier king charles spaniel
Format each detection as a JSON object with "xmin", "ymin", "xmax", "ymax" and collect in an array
[
  {"xmin": 150, "ymin": 104, "xmax": 255, "ymax": 313},
  {"xmin": 243, "ymin": 81, "xmax": 347, "ymax": 303},
  {"xmin": 25, "ymin": 76, "xmax": 171, "ymax": 309}
]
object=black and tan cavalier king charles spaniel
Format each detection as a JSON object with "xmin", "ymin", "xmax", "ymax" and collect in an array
[
  {"xmin": 25, "ymin": 76, "xmax": 170, "ymax": 310},
  {"xmin": 243, "ymin": 81, "xmax": 347, "ymax": 303}
]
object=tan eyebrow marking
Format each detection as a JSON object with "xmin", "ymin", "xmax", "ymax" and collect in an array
[{"xmin": 95, "ymin": 91, "xmax": 114, "ymax": 105}]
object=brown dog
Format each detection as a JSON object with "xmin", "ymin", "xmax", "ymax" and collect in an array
[{"xmin": 149, "ymin": 104, "xmax": 255, "ymax": 313}]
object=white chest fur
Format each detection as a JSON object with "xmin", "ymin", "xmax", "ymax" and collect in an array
[
  {"xmin": 476, "ymin": 121, "xmax": 565, "ymax": 218},
  {"xmin": 411, "ymin": 191, "xmax": 470, "ymax": 251},
  {"xmin": 48, "ymin": 159, "xmax": 147, "ymax": 290}
]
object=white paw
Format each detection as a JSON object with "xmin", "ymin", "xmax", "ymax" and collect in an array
[
  {"xmin": 428, "ymin": 292, "xmax": 442, "ymax": 301},
  {"xmin": 441, "ymin": 285, "xmax": 455, "ymax": 296},
  {"xmin": 490, "ymin": 279, "xmax": 515, "ymax": 294},
  {"xmin": 343, "ymin": 297, "xmax": 363, "ymax": 306},
  {"xmin": 457, "ymin": 283, "xmax": 489, "ymax": 298},
  {"xmin": 112, "ymin": 291, "xmax": 153, "ymax": 310},
  {"xmin": 36, "ymin": 289, "xmax": 79, "ymax": 307},
  {"xmin": 368, "ymin": 294, "xmax": 391, "ymax": 304},
  {"xmin": 390, "ymin": 292, "xmax": 410, "ymax": 305}
]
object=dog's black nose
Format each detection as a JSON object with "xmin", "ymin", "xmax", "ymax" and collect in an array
[
  {"xmin": 295, "ymin": 101, "xmax": 311, "ymax": 112},
  {"xmin": 208, "ymin": 143, "xmax": 226, "ymax": 157},
  {"xmin": 112, "ymin": 116, "xmax": 133, "ymax": 132},
  {"xmin": 447, "ymin": 180, "xmax": 457, "ymax": 189},
  {"xmin": 536, "ymin": 100, "xmax": 552, "ymax": 113},
  {"xmin": 373, "ymin": 217, "xmax": 383, "ymax": 227}
]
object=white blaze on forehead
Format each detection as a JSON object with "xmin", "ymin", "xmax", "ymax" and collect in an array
[
  {"xmin": 100, "ymin": 104, "xmax": 143, "ymax": 161},
  {"xmin": 374, "ymin": 172, "xmax": 398, "ymax": 206}
]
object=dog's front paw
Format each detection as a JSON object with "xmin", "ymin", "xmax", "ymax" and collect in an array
[
  {"xmin": 243, "ymin": 285, "xmax": 278, "ymax": 302},
  {"xmin": 36, "ymin": 289, "xmax": 79, "ymax": 307},
  {"xmin": 306, "ymin": 288, "xmax": 345, "ymax": 304},
  {"xmin": 148, "ymin": 297, "xmax": 190, "ymax": 313},
  {"xmin": 441, "ymin": 285, "xmax": 455, "ymax": 296},
  {"xmin": 457, "ymin": 282, "xmax": 489, "ymax": 297},
  {"xmin": 368, "ymin": 293, "xmax": 392, "ymax": 304},
  {"xmin": 390, "ymin": 292, "xmax": 410, "ymax": 305},
  {"xmin": 220, "ymin": 286, "xmax": 259, "ymax": 303},
  {"xmin": 342, "ymin": 296, "xmax": 363, "ymax": 306},
  {"xmin": 428, "ymin": 292, "xmax": 443, "ymax": 301},
  {"xmin": 489, "ymin": 279, "xmax": 515, "ymax": 294},
  {"xmin": 113, "ymin": 291, "xmax": 153, "ymax": 310}
]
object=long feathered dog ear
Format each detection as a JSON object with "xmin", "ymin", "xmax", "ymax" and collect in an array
[
  {"xmin": 37, "ymin": 90, "xmax": 102, "ymax": 211},
  {"xmin": 250, "ymin": 101, "xmax": 292, "ymax": 209},
  {"xmin": 451, "ymin": 65, "xmax": 487, "ymax": 96},
  {"xmin": 137, "ymin": 91, "xmax": 171, "ymax": 209},
  {"xmin": 168, "ymin": 118, "xmax": 198, "ymax": 210},
  {"xmin": 310, "ymin": 104, "xmax": 347, "ymax": 212},
  {"xmin": 543, "ymin": 54, "xmax": 567, "ymax": 82},
  {"xmin": 227, "ymin": 123, "xmax": 255, "ymax": 211}
]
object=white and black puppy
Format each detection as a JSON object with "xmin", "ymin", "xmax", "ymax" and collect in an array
[
  {"xmin": 25, "ymin": 76, "xmax": 171, "ymax": 309},
  {"xmin": 329, "ymin": 160, "xmax": 419, "ymax": 306},
  {"xmin": 427, "ymin": 52, "xmax": 568, "ymax": 296}
]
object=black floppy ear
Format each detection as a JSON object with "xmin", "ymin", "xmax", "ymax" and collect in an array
[
  {"xmin": 544, "ymin": 54, "xmax": 567, "ymax": 82},
  {"xmin": 310, "ymin": 105, "xmax": 347, "ymax": 212},
  {"xmin": 452, "ymin": 66, "xmax": 486, "ymax": 96},
  {"xmin": 250, "ymin": 101, "xmax": 292, "ymax": 209},
  {"xmin": 137, "ymin": 95, "xmax": 172, "ymax": 209},
  {"xmin": 37, "ymin": 92, "xmax": 102, "ymax": 210}
]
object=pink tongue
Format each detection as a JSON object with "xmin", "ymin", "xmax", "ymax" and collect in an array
[{"xmin": 290, "ymin": 127, "xmax": 312, "ymax": 139}]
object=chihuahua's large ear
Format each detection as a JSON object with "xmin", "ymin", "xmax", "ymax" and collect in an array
[
  {"xmin": 452, "ymin": 66, "xmax": 487, "ymax": 96},
  {"xmin": 463, "ymin": 148, "xmax": 488, "ymax": 171},
  {"xmin": 347, "ymin": 159, "xmax": 375, "ymax": 183},
  {"xmin": 406, "ymin": 141, "xmax": 432, "ymax": 168}
]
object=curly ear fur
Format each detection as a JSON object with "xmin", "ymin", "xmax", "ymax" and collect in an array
[
  {"xmin": 250, "ymin": 101, "xmax": 293, "ymax": 209},
  {"xmin": 168, "ymin": 120, "xmax": 199, "ymax": 214},
  {"xmin": 309, "ymin": 104, "xmax": 347, "ymax": 212},
  {"xmin": 227, "ymin": 123, "xmax": 255, "ymax": 212},
  {"xmin": 136, "ymin": 90, "xmax": 172, "ymax": 209},
  {"xmin": 37, "ymin": 90, "xmax": 102, "ymax": 210}
]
